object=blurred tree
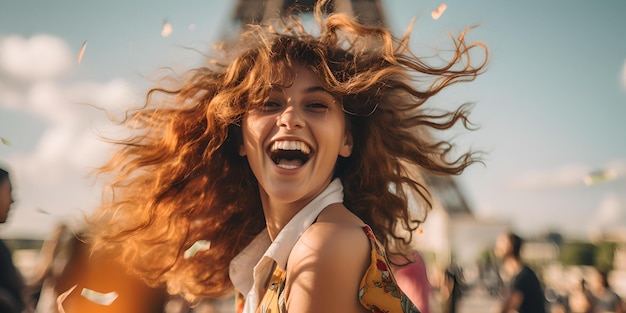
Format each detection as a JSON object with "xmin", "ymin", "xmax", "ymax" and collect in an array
[
  {"xmin": 479, "ymin": 248, "xmax": 494, "ymax": 265},
  {"xmin": 559, "ymin": 242, "xmax": 595, "ymax": 266},
  {"xmin": 545, "ymin": 231, "xmax": 564, "ymax": 247},
  {"xmin": 594, "ymin": 241, "xmax": 617, "ymax": 271}
]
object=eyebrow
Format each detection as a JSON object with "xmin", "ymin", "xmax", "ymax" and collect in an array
[
  {"xmin": 304, "ymin": 86, "xmax": 331, "ymax": 94},
  {"xmin": 271, "ymin": 85, "xmax": 332, "ymax": 96}
]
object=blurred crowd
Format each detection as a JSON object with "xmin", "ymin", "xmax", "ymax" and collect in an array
[
  {"xmin": 3, "ymin": 221, "xmax": 626, "ymax": 313},
  {"xmin": 2, "ymin": 164, "xmax": 625, "ymax": 313}
]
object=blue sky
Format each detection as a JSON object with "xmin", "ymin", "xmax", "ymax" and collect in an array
[{"xmin": 1, "ymin": 0, "xmax": 625, "ymax": 240}]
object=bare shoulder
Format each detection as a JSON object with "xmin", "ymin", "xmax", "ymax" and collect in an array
[
  {"xmin": 285, "ymin": 204, "xmax": 371, "ymax": 312},
  {"xmin": 293, "ymin": 203, "xmax": 369, "ymax": 262}
]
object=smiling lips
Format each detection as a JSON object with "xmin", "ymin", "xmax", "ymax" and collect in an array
[{"xmin": 269, "ymin": 140, "xmax": 312, "ymax": 169}]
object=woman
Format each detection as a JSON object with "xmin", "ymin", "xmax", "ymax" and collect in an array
[
  {"xmin": 0, "ymin": 168, "xmax": 29, "ymax": 313},
  {"xmin": 87, "ymin": 1, "xmax": 488, "ymax": 312},
  {"xmin": 589, "ymin": 268, "xmax": 625, "ymax": 313}
]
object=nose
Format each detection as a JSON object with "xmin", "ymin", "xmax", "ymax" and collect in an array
[{"xmin": 277, "ymin": 105, "xmax": 305, "ymax": 129}]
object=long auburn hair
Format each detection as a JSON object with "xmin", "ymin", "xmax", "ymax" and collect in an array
[{"xmin": 87, "ymin": 0, "xmax": 487, "ymax": 301}]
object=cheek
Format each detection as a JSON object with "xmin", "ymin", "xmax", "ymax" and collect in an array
[
  {"xmin": 240, "ymin": 117, "xmax": 273, "ymax": 158},
  {"xmin": 0, "ymin": 190, "xmax": 9, "ymax": 203},
  {"xmin": 242, "ymin": 116, "xmax": 271, "ymax": 143}
]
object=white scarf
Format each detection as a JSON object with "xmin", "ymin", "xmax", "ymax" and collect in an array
[{"xmin": 229, "ymin": 178, "xmax": 344, "ymax": 313}]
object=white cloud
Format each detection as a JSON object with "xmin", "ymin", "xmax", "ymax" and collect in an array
[
  {"xmin": 0, "ymin": 33, "xmax": 140, "ymax": 177},
  {"xmin": 12, "ymin": 80, "xmax": 133, "ymax": 181},
  {"xmin": 589, "ymin": 193, "xmax": 626, "ymax": 232},
  {"xmin": 68, "ymin": 130, "xmax": 115, "ymax": 169},
  {"xmin": 27, "ymin": 81, "xmax": 77, "ymax": 125},
  {"xmin": 66, "ymin": 79, "xmax": 142, "ymax": 121},
  {"xmin": 0, "ymin": 34, "xmax": 140, "ymax": 238},
  {"xmin": 510, "ymin": 163, "xmax": 590, "ymax": 191},
  {"xmin": 607, "ymin": 159, "xmax": 626, "ymax": 178},
  {"xmin": 0, "ymin": 82, "xmax": 24, "ymax": 108},
  {"xmin": 510, "ymin": 160, "xmax": 626, "ymax": 191},
  {"xmin": 0, "ymin": 35, "xmax": 73, "ymax": 82}
]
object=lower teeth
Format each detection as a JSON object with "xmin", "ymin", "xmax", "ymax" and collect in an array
[
  {"xmin": 276, "ymin": 158, "xmax": 303, "ymax": 169},
  {"xmin": 277, "ymin": 164, "xmax": 300, "ymax": 169}
]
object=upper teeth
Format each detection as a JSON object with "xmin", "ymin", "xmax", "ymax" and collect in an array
[{"xmin": 271, "ymin": 140, "xmax": 311, "ymax": 154}]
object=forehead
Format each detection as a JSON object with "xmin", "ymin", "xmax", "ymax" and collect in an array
[
  {"xmin": 271, "ymin": 66, "xmax": 322, "ymax": 87},
  {"xmin": 269, "ymin": 62, "xmax": 313, "ymax": 82}
]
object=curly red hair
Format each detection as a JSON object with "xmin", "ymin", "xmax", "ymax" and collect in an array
[{"xmin": 87, "ymin": 1, "xmax": 487, "ymax": 301}]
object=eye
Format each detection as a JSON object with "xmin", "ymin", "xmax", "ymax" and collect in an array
[
  {"xmin": 260, "ymin": 100, "xmax": 282, "ymax": 112},
  {"xmin": 306, "ymin": 102, "xmax": 329, "ymax": 113},
  {"xmin": 264, "ymin": 101, "xmax": 281, "ymax": 108}
]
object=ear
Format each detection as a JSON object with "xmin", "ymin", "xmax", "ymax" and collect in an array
[{"xmin": 339, "ymin": 132, "xmax": 353, "ymax": 157}]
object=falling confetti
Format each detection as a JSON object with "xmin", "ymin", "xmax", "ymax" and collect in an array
[
  {"xmin": 77, "ymin": 40, "xmax": 88, "ymax": 63},
  {"xmin": 81, "ymin": 288, "xmax": 119, "ymax": 306},
  {"xmin": 184, "ymin": 240, "xmax": 212, "ymax": 259},
  {"xmin": 188, "ymin": 23, "xmax": 196, "ymax": 31},
  {"xmin": 161, "ymin": 20, "xmax": 173, "ymax": 37},
  {"xmin": 1, "ymin": 137, "xmax": 10, "ymax": 146},
  {"xmin": 418, "ymin": 227, "xmax": 424, "ymax": 234},
  {"xmin": 431, "ymin": 3, "xmax": 447, "ymax": 20},
  {"xmin": 57, "ymin": 285, "xmax": 77, "ymax": 313}
]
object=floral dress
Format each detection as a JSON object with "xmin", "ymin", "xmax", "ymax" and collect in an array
[{"xmin": 241, "ymin": 225, "xmax": 420, "ymax": 313}]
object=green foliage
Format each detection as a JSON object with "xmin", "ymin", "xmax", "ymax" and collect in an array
[
  {"xmin": 479, "ymin": 247, "xmax": 494, "ymax": 265},
  {"xmin": 594, "ymin": 241, "xmax": 617, "ymax": 271},
  {"xmin": 559, "ymin": 241, "xmax": 617, "ymax": 270},
  {"xmin": 560, "ymin": 242, "xmax": 596, "ymax": 266}
]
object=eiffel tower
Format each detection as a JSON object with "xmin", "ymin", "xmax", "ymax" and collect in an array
[
  {"xmin": 224, "ymin": 0, "xmax": 476, "ymax": 265},
  {"xmin": 235, "ymin": 0, "xmax": 386, "ymax": 25},
  {"xmin": 226, "ymin": 0, "xmax": 472, "ymax": 216},
  {"xmin": 222, "ymin": 0, "xmax": 387, "ymax": 39}
]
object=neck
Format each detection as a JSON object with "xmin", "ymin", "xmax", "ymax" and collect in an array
[
  {"xmin": 263, "ymin": 207, "xmax": 298, "ymax": 241},
  {"xmin": 259, "ymin": 189, "xmax": 310, "ymax": 241},
  {"xmin": 258, "ymin": 178, "xmax": 340, "ymax": 241}
]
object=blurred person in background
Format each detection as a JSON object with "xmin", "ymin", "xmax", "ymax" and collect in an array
[
  {"xmin": 27, "ymin": 224, "xmax": 71, "ymax": 312},
  {"xmin": 544, "ymin": 285, "xmax": 569, "ymax": 313},
  {"xmin": 567, "ymin": 278, "xmax": 594, "ymax": 313},
  {"xmin": 589, "ymin": 267, "xmax": 625, "ymax": 313},
  {"xmin": 0, "ymin": 167, "xmax": 30, "ymax": 313},
  {"xmin": 440, "ymin": 263, "xmax": 465, "ymax": 313},
  {"xmin": 494, "ymin": 231, "xmax": 547, "ymax": 313}
]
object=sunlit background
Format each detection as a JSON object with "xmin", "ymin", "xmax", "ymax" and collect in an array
[
  {"xmin": 1, "ymin": 0, "xmax": 625, "ymax": 240},
  {"xmin": 2, "ymin": 1, "xmax": 626, "ymax": 312}
]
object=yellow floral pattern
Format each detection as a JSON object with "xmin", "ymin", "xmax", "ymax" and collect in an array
[{"xmin": 248, "ymin": 225, "xmax": 420, "ymax": 313}]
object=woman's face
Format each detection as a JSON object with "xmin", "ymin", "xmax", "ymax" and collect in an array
[{"xmin": 239, "ymin": 65, "xmax": 353, "ymax": 208}]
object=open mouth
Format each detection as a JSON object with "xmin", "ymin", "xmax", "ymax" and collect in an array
[{"xmin": 269, "ymin": 140, "xmax": 312, "ymax": 169}]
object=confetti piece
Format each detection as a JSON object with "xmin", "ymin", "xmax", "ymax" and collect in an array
[
  {"xmin": 57, "ymin": 285, "xmax": 77, "ymax": 313},
  {"xmin": 81, "ymin": 288, "xmax": 119, "ymax": 306},
  {"xmin": 583, "ymin": 169, "xmax": 617, "ymax": 185},
  {"xmin": 418, "ymin": 227, "xmax": 424, "ymax": 234},
  {"xmin": 184, "ymin": 240, "xmax": 211, "ymax": 259},
  {"xmin": 188, "ymin": 23, "xmax": 196, "ymax": 31},
  {"xmin": 77, "ymin": 40, "xmax": 88, "ymax": 63},
  {"xmin": 0, "ymin": 137, "xmax": 10, "ymax": 146},
  {"xmin": 431, "ymin": 3, "xmax": 447, "ymax": 20},
  {"xmin": 161, "ymin": 21, "xmax": 173, "ymax": 37}
]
